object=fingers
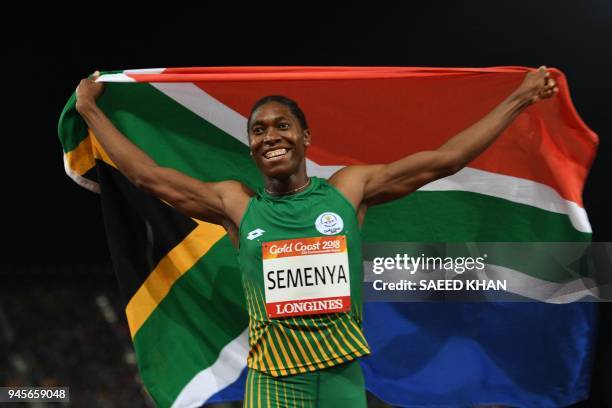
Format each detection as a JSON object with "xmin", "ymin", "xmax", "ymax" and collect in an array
[
  {"xmin": 76, "ymin": 71, "xmax": 103, "ymax": 95},
  {"xmin": 544, "ymin": 76, "xmax": 558, "ymax": 95},
  {"xmin": 86, "ymin": 70, "xmax": 101, "ymax": 81},
  {"xmin": 538, "ymin": 66, "xmax": 559, "ymax": 99},
  {"xmin": 541, "ymin": 88, "xmax": 555, "ymax": 98},
  {"xmin": 537, "ymin": 65, "xmax": 548, "ymax": 78},
  {"xmin": 77, "ymin": 77, "xmax": 89, "ymax": 88},
  {"xmin": 535, "ymin": 66, "xmax": 552, "ymax": 86},
  {"xmin": 539, "ymin": 82, "xmax": 559, "ymax": 100},
  {"xmin": 524, "ymin": 65, "xmax": 558, "ymax": 104}
]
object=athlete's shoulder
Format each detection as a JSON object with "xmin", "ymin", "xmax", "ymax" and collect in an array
[
  {"xmin": 327, "ymin": 165, "xmax": 383, "ymax": 210},
  {"xmin": 211, "ymin": 180, "xmax": 255, "ymax": 230},
  {"xmin": 328, "ymin": 165, "xmax": 383, "ymax": 187},
  {"xmin": 215, "ymin": 180, "xmax": 256, "ymax": 199}
]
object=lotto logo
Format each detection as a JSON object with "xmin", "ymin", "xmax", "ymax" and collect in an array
[{"xmin": 247, "ymin": 228, "xmax": 265, "ymax": 240}]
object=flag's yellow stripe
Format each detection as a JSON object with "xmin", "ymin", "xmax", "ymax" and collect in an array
[
  {"xmin": 64, "ymin": 135, "xmax": 96, "ymax": 176},
  {"xmin": 126, "ymin": 220, "xmax": 226, "ymax": 338},
  {"xmin": 64, "ymin": 130, "xmax": 117, "ymax": 177}
]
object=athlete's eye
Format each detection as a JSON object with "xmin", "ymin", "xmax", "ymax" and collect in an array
[
  {"xmin": 278, "ymin": 123, "xmax": 290, "ymax": 130},
  {"xmin": 252, "ymin": 126, "xmax": 264, "ymax": 135}
]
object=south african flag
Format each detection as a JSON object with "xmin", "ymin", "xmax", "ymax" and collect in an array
[{"xmin": 59, "ymin": 67, "xmax": 598, "ymax": 407}]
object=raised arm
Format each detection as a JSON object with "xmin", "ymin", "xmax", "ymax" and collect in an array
[
  {"xmin": 330, "ymin": 66, "xmax": 558, "ymax": 213},
  {"xmin": 75, "ymin": 72, "xmax": 252, "ymax": 231}
]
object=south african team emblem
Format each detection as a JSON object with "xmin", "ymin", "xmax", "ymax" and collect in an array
[{"xmin": 315, "ymin": 212, "xmax": 344, "ymax": 235}]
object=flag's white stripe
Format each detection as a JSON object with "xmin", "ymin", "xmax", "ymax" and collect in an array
[
  {"xmin": 481, "ymin": 263, "xmax": 599, "ymax": 303},
  {"xmin": 97, "ymin": 73, "xmax": 135, "ymax": 83},
  {"xmin": 97, "ymin": 68, "xmax": 166, "ymax": 83},
  {"xmin": 171, "ymin": 329, "xmax": 249, "ymax": 408},
  {"xmin": 124, "ymin": 68, "xmax": 166, "ymax": 75},
  {"xmin": 63, "ymin": 154, "xmax": 100, "ymax": 193},
  {"xmin": 151, "ymin": 83, "xmax": 250, "ymax": 146},
  {"xmin": 420, "ymin": 167, "xmax": 591, "ymax": 233},
  {"xmin": 150, "ymin": 83, "xmax": 592, "ymax": 233}
]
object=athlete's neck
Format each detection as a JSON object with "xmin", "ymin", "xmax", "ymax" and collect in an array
[{"xmin": 264, "ymin": 174, "xmax": 311, "ymax": 196}]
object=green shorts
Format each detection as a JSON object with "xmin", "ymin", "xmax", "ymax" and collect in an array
[{"xmin": 243, "ymin": 359, "xmax": 366, "ymax": 408}]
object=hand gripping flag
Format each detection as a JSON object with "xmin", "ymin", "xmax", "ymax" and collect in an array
[{"xmin": 58, "ymin": 67, "xmax": 599, "ymax": 407}]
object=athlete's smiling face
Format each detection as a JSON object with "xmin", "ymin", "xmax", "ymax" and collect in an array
[{"xmin": 248, "ymin": 102, "xmax": 311, "ymax": 179}]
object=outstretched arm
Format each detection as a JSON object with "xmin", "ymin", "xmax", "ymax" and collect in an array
[
  {"xmin": 330, "ymin": 66, "xmax": 558, "ymax": 212},
  {"xmin": 75, "ymin": 72, "xmax": 251, "ymax": 228}
]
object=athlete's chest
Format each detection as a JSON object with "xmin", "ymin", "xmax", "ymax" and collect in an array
[
  {"xmin": 240, "ymin": 198, "xmax": 354, "ymax": 261},
  {"xmin": 242, "ymin": 200, "xmax": 355, "ymax": 318}
]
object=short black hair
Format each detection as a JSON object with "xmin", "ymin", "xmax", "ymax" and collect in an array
[{"xmin": 247, "ymin": 95, "xmax": 309, "ymax": 132}]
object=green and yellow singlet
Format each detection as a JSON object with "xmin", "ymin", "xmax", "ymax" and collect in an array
[{"xmin": 238, "ymin": 176, "xmax": 370, "ymax": 377}]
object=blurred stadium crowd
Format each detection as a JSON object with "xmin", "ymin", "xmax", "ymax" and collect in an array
[{"xmin": 0, "ymin": 264, "xmax": 153, "ymax": 407}]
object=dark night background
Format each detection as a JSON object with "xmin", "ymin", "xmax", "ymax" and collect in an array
[{"xmin": 1, "ymin": 2, "xmax": 610, "ymax": 406}]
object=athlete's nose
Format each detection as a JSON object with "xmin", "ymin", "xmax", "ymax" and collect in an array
[{"xmin": 263, "ymin": 128, "xmax": 281, "ymax": 144}]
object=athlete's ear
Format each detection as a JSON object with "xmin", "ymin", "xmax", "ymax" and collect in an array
[{"xmin": 303, "ymin": 129, "xmax": 311, "ymax": 147}]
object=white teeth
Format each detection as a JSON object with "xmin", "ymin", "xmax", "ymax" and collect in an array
[{"xmin": 264, "ymin": 149, "xmax": 288, "ymax": 159}]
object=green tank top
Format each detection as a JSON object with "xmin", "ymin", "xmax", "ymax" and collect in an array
[{"xmin": 238, "ymin": 176, "xmax": 370, "ymax": 376}]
